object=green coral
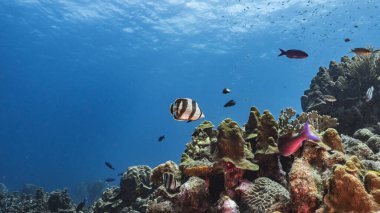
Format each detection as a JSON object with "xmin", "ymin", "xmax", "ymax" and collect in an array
[
  {"xmin": 256, "ymin": 110, "xmax": 279, "ymax": 155},
  {"xmin": 216, "ymin": 118, "xmax": 258, "ymax": 171}
]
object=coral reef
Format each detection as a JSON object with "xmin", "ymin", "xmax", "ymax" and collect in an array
[
  {"xmin": 289, "ymin": 158, "xmax": 320, "ymax": 213},
  {"xmin": 91, "ymin": 165, "xmax": 154, "ymax": 213},
  {"xmin": 12, "ymin": 106, "xmax": 375, "ymax": 213},
  {"xmin": 215, "ymin": 118, "xmax": 258, "ymax": 172},
  {"xmin": 235, "ymin": 178, "xmax": 290, "ymax": 213},
  {"xmin": 150, "ymin": 161, "xmax": 180, "ymax": 186},
  {"xmin": 320, "ymin": 156, "xmax": 380, "ymax": 212},
  {"xmin": 4, "ymin": 104, "xmax": 380, "ymax": 212},
  {"xmin": 0, "ymin": 187, "xmax": 76, "ymax": 212},
  {"xmin": 301, "ymin": 55, "xmax": 380, "ymax": 134}
]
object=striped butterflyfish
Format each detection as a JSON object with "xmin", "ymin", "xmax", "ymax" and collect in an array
[
  {"xmin": 162, "ymin": 172, "xmax": 180, "ymax": 191},
  {"xmin": 170, "ymin": 98, "xmax": 205, "ymax": 121}
]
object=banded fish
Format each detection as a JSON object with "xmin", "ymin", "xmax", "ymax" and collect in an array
[
  {"xmin": 170, "ymin": 98, "xmax": 205, "ymax": 121},
  {"xmin": 364, "ymin": 86, "xmax": 374, "ymax": 102},
  {"xmin": 162, "ymin": 172, "xmax": 180, "ymax": 191},
  {"xmin": 278, "ymin": 49, "xmax": 308, "ymax": 59},
  {"xmin": 278, "ymin": 121, "xmax": 320, "ymax": 156}
]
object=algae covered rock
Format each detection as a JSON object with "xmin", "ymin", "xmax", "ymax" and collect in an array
[
  {"xmin": 322, "ymin": 156, "xmax": 380, "ymax": 212},
  {"xmin": 256, "ymin": 110, "xmax": 279, "ymax": 155},
  {"xmin": 367, "ymin": 135, "xmax": 380, "ymax": 153},
  {"xmin": 216, "ymin": 118, "xmax": 258, "ymax": 171},
  {"xmin": 120, "ymin": 165, "xmax": 153, "ymax": 204},
  {"xmin": 302, "ymin": 56, "xmax": 380, "ymax": 134},
  {"xmin": 47, "ymin": 189, "xmax": 74, "ymax": 212},
  {"xmin": 353, "ymin": 128, "xmax": 375, "ymax": 141},
  {"xmin": 150, "ymin": 161, "xmax": 180, "ymax": 186},
  {"xmin": 180, "ymin": 121, "xmax": 216, "ymax": 178},
  {"xmin": 176, "ymin": 176, "xmax": 210, "ymax": 213},
  {"xmin": 289, "ymin": 158, "xmax": 320, "ymax": 213},
  {"xmin": 322, "ymin": 128, "xmax": 344, "ymax": 152}
]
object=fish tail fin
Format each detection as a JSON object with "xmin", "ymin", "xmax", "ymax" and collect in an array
[
  {"xmin": 278, "ymin": 48, "xmax": 286, "ymax": 56},
  {"xmin": 302, "ymin": 121, "xmax": 320, "ymax": 141},
  {"xmin": 170, "ymin": 104, "xmax": 176, "ymax": 114}
]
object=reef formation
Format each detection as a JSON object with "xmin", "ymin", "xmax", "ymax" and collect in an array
[
  {"xmin": 3, "ymin": 55, "xmax": 380, "ymax": 212},
  {"xmin": 88, "ymin": 106, "xmax": 380, "ymax": 212},
  {"xmin": 0, "ymin": 187, "xmax": 77, "ymax": 213},
  {"xmin": 301, "ymin": 54, "xmax": 380, "ymax": 135}
]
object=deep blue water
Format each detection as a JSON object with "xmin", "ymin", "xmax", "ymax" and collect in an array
[{"xmin": 0, "ymin": 0, "xmax": 379, "ymax": 195}]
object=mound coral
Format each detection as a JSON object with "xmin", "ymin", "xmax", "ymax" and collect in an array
[
  {"xmin": 235, "ymin": 177, "xmax": 290, "ymax": 213},
  {"xmin": 321, "ymin": 156, "xmax": 380, "ymax": 212},
  {"xmin": 302, "ymin": 55, "xmax": 380, "ymax": 134},
  {"xmin": 215, "ymin": 118, "xmax": 258, "ymax": 172}
]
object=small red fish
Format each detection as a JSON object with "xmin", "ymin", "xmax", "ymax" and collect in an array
[
  {"xmin": 278, "ymin": 121, "xmax": 320, "ymax": 156},
  {"xmin": 278, "ymin": 48, "xmax": 308, "ymax": 59}
]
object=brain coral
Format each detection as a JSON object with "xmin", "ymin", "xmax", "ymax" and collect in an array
[{"xmin": 235, "ymin": 177, "xmax": 290, "ymax": 213}]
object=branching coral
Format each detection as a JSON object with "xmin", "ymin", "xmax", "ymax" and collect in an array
[
  {"xmin": 292, "ymin": 110, "xmax": 338, "ymax": 133},
  {"xmin": 321, "ymin": 156, "xmax": 380, "ymax": 212}
]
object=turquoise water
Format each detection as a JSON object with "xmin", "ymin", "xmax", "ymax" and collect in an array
[{"xmin": 0, "ymin": 0, "xmax": 379, "ymax": 194}]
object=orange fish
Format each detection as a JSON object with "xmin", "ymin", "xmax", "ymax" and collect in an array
[{"xmin": 351, "ymin": 48, "xmax": 373, "ymax": 56}]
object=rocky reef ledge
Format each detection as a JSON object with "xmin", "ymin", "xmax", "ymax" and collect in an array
[
  {"xmin": 2, "ymin": 107, "xmax": 380, "ymax": 212},
  {"xmin": 89, "ymin": 107, "xmax": 380, "ymax": 213}
]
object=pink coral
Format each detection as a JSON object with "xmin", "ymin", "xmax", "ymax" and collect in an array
[
  {"xmin": 289, "ymin": 158, "xmax": 319, "ymax": 213},
  {"xmin": 223, "ymin": 161, "xmax": 244, "ymax": 189}
]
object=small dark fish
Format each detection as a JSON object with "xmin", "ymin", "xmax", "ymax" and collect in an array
[
  {"xmin": 158, "ymin": 135, "xmax": 165, "ymax": 142},
  {"xmin": 278, "ymin": 121, "xmax": 320, "ymax": 156},
  {"xmin": 105, "ymin": 178, "xmax": 116, "ymax": 182},
  {"xmin": 224, "ymin": 100, "xmax": 236, "ymax": 107},
  {"xmin": 278, "ymin": 48, "xmax": 308, "ymax": 59},
  {"xmin": 170, "ymin": 98, "xmax": 205, "ymax": 121},
  {"xmin": 105, "ymin": 161, "xmax": 115, "ymax": 170},
  {"xmin": 222, "ymin": 88, "xmax": 231, "ymax": 94},
  {"xmin": 344, "ymin": 38, "xmax": 351, "ymax": 42},
  {"xmin": 76, "ymin": 198, "xmax": 86, "ymax": 212},
  {"xmin": 162, "ymin": 172, "xmax": 179, "ymax": 191}
]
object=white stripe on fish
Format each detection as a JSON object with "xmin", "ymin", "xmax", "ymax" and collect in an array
[
  {"xmin": 162, "ymin": 172, "xmax": 179, "ymax": 191},
  {"xmin": 365, "ymin": 86, "xmax": 374, "ymax": 102},
  {"xmin": 170, "ymin": 98, "xmax": 205, "ymax": 121}
]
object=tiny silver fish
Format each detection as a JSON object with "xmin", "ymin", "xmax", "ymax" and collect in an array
[{"xmin": 365, "ymin": 86, "xmax": 374, "ymax": 102}]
